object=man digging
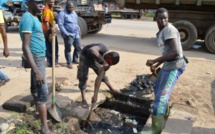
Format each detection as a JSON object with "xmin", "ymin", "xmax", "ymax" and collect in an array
[{"xmin": 77, "ymin": 43, "xmax": 120, "ymax": 108}]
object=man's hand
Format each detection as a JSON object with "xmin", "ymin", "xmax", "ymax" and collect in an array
[
  {"xmin": 150, "ymin": 65, "xmax": 156, "ymax": 73},
  {"xmin": 66, "ymin": 34, "xmax": 71, "ymax": 38},
  {"xmin": 3, "ymin": 48, "xmax": 9, "ymax": 57},
  {"xmin": 91, "ymin": 95, "xmax": 97, "ymax": 103},
  {"xmin": 51, "ymin": 25, "xmax": 59, "ymax": 36},
  {"xmin": 35, "ymin": 71, "xmax": 44, "ymax": 85},
  {"xmin": 146, "ymin": 59, "xmax": 155, "ymax": 67}
]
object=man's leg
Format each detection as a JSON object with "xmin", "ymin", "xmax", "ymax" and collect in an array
[
  {"xmin": 72, "ymin": 38, "xmax": 81, "ymax": 63},
  {"xmin": 140, "ymin": 67, "xmax": 184, "ymax": 134},
  {"xmin": 32, "ymin": 55, "xmax": 50, "ymax": 133},
  {"xmin": 45, "ymin": 40, "xmax": 52, "ymax": 67},
  {"xmin": 0, "ymin": 70, "xmax": 9, "ymax": 86},
  {"xmin": 0, "ymin": 70, "xmax": 9, "ymax": 80},
  {"xmin": 64, "ymin": 37, "xmax": 74, "ymax": 66},
  {"xmin": 77, "ymin": 54, "xmax": 89, "ymax": 108},
  {"xmin": 153, "ymin": 67, "xmax": 185, "ymax": 116},
  {"xmin": 55, "ymin": 37, "xmax": 59, "ymax": 66}
]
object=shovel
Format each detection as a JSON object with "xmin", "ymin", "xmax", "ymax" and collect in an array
[
  {"xmin": 47, "ymin": 22, "xmax": 62, "ymax": 123},
  {"xmin": 84, "ymin": 68, "xmax": 105, "ymax": 128}
]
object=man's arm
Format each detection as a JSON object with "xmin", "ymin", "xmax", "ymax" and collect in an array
[
  {"xmin": 58, "ymin": 12, "xmax": 69, "ymax": 38},
  {"xmin": 42, "ymin": 10, "xmax": 51, "ymax": 32},
  {"xmin": 22, "ymin": 33, "xmax": 44, "ymax": 85},
  {"xmin": 146, "ymin": 38, "xmax": 179, "ymax": 67},
  {"xmin": 0, "ymin": 24, "xmax": 9, "ymax": 57}
]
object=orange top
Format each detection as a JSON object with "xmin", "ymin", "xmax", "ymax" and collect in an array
[{"xmin": 42, "ymin": 4, "xmax": 54, "ymax": 33}]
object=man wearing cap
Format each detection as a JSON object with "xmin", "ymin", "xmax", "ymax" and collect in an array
[
  {"xmin": 77, "ymin": 43, "xmax": 120, "ymax": 108},
  {"xmin": 19, "ymin": 0, "xmax": 52, "ymax": 133},
  {"xmin": 42, "ymin": 0, "xmax": 60, "ymax": 67}
]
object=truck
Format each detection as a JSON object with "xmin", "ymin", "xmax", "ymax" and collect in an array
[
  {"xmin": 0, "ymin": 0, "xmax": 111, "ymax": 37},
  {"xmin": 0, "ymin": 0, "xmax": 26, "ymax": 31},
  {"xmin": 115, "ymin": 0, "xmax": 215, "ymax": 54},
  {"xmin": 54, "ymin": 0, "xmax": 112, "ymax": 37},
  {"xmin": 103, "ymin": 2, "xmax": 142, "ymax": 19}
]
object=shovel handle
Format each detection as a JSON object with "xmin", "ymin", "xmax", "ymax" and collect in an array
[
  {"xmin": 52, "ymin": 21, "xmax": 56, "ymax": 103},
  {"xmin": 92, "ymin": 68, "xmax": 105, "ymax": 103}
]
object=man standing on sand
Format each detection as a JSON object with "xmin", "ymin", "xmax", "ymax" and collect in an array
[
  {"xmin": 42, "ymin": 0, "xmax": 60, "ymax": 67},
  {"xmin": 19, "ymin": 0, "xmax": 52, "ymax": 133},
  {"xmin": 58, "ymin": 1, "xmax": 81, "ymax": 69},
  {"xmin": 0, "ymin": 10, "xmax": 10, "ymax": 86},
  {"xmin": 140, "ymin": 8, "xmax": 187, "ymax": 134},
  {"xmin": 77, "ymin": 43, "xmax": 120, "ymax": 108}
]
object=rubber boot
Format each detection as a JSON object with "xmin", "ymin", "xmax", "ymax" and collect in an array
[
  {"xmin": 139, "ymin": 115, "xmax": 165, "ymax": 134},
  {"xmin": 163, "ymin": 104, "xmax": 171, "ymax": 129}
]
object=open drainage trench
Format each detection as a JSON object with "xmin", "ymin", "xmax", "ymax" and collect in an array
[{"xmin": 81, "ymin": 74, "xmax": 154, "ymax": 134}]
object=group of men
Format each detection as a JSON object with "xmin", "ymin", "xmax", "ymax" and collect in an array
[
  {"xmin": 18, "ymin": 0, "xmax": 120, "ymax": 133},
  {"xmin": 0, "ymin": 0, "xmax": 186, "ymax": 133},
  {"xmin": 42, "ymin": 0, "xmax": 81, "ymax": 69}
]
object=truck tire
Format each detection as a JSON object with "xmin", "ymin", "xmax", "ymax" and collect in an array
[
  {"xmin": 205, "ymin": 25, "xmax": 215, "ymax": 54},
  {"xmin": 79, "ymin": 17, "xmax": 87, "ymax": 37},
  {"xmin": 88, "ymin": 24, "xmax": 102, "ymax": 34},
  {"xmin": 173, "ymin": 21, "xmax": 197, "ymax": 50},
  {"xmin": 122, "ymin": 13, "xmax": 127, "ymax": 19},
  {"xmin": 131, "ymin": 14, "xmax": 137, "ymax": 19}
]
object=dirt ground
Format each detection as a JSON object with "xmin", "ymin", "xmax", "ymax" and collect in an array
[{"xmin": 0, "ymin": 19, "xmax": 215, "ymax": 133}]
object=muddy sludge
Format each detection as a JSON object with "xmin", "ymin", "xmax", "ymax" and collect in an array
[{"xmin": 81, "ymin": 74, "xmax": 154, "ymax": 134}]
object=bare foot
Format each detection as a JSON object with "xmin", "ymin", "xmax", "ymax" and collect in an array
[{"xmin": 82, "ymin": 100, "xmax": 89, "ymax": 109}]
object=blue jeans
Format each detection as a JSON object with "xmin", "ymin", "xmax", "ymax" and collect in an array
[
  {"xmin": 31, "ymin": 54, "xmax": 48, "ymax": 105},
  {"xmin": 46, "ymin": 36, "xmax": 59, "ymax": 67},
  {"xmin": 63, "ymin": 36, "xmax": 81, "ymax": 65},
  {"xmin": 153, "ymin": 65, "xmax": 185, "ymax": 116},
  {"xmin": 0, "ymin": 70, "xmax": 9, "ymax": 80}
]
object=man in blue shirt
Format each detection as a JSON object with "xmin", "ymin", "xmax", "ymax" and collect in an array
[
  {"xmin": 58, "ymin": 1, "xmax": 81, "ymax": 69},
  {"xmin": 19, "ymin": 0, "xmax": 52, "ymax": 133}
]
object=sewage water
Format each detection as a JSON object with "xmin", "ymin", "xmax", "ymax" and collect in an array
[
  {"xmin": 86, "ymin": 107, "xmax": 148, "ymax": 134},
  {"xmin": 82, "ymin": 74, "xmax": 154, "ymax": 134}
]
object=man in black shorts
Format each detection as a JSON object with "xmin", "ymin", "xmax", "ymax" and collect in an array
[{"xmin": 77, "ymin": 43, "xmax": 120, "ymax": 108}]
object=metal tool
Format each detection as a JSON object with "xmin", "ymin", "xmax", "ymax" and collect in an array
[{"xmin": 47, "ymin": 22, "xmax": 62, "ymax": 122}]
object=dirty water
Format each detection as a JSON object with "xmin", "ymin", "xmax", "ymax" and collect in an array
[{"xmin": 85, "ymin": 107, "xmax": 147, "ymax": 134}]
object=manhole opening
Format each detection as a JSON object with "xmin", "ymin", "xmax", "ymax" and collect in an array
[{"xmin": 81, "ymin": 74, "xmax": 154, "ymax": 134}]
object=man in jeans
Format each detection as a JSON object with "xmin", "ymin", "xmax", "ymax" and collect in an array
[
  {"xmin": 140, "ymin": 8, "xmax": 186, "ymax": 134},
  {"xmin": 19, "ymin": 0, "xmax": 52, "ymax": 133},
  {"xmin": 0, "ymin": 10, "xmax": 10, "ymax": 86},
  {"xmin": 42, "ymin": 0, "xmax": 60, "ymax": 67},
  {"xmin": 58, "ymin": 1, "xmax": 81, "ymax": 69}
]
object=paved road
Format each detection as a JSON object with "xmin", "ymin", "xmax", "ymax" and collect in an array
[{"xmin": 58, "ymin": 19, "xmax": 215, "ymax": 61}]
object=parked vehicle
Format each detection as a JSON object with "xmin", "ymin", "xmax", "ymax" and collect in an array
[
  {"xmin": 54, "ymin": 0, "xmax": 112, "ymax": 37},
  {"xmin": 0, "ymin": 0, "xmax": 27, "ymax": 31},
  {"xmin": 103, "ymin": 2, "xmax": 142, "ymax": 19},
  {"xmin": 115, "ymin": 0, "xmax": 215, "ymax": 53}
]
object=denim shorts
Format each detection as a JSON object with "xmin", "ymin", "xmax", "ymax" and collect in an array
[
  {"xmin": 30, "ymin": 54, "xmax": 48, "ymax": 105},
  {"xmin": 77, "ymin": 53, "xmax": 108, "ymax": 90}
]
